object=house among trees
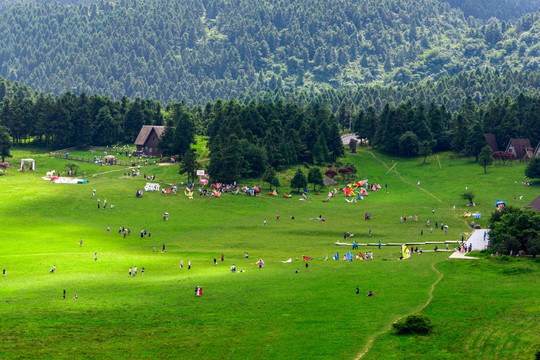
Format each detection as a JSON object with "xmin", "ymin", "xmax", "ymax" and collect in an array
[
  {"xmin": 535, "ymin": 142, "xmax": 540, "ymax": 157},
  {"xmin": 505, "ymin": 138, "xmax": 533, "ymax": 161},
  {"xmin": 484, "ymin": 133, "xmax": 498, "ymax": 152},
  {"xmin": 525, "ymin": 195, "xmax": 540, "ymax": 212},
  {"xmin": 134, "ymin": 125, "xmax": 168, "ymax": 156}
]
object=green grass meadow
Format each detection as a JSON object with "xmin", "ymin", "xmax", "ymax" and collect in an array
[{"xmin": 0, "ymin": 147, "xmax": 539, "ymax": 359}]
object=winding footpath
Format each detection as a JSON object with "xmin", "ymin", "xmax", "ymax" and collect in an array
[
  {"xmin": 366, "ymin": 151, "xmax": 444, "ymax": 204},
  {"xmin": 355, "ymin": 260, "xmax": 444, "ymax": 359},
  {"xmin": 352, "ymin": 150, "xmax": 451, "ymax": 359}
]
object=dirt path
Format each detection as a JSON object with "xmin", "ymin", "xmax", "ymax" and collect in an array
[
  {"xmin": 354, "ymin": 260, "xmax": 444, "ymax": 359},
  {"xmin": 366, "ymin": 151, "xmax": 443, "ymax": 204}
]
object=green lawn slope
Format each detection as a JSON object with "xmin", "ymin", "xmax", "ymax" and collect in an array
[{"xmin": 0, "ymin": 147, "xmax": 538, "ymax": 359}]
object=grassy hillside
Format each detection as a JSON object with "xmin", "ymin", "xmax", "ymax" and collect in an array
[{"xmin": 0, "ymin": 147, "xmax": 538, "ymax": 359}]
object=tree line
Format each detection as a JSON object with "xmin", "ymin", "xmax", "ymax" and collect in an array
[
  {"xmin": 1, "ymin": 74, "xmax": 539, "ymax": 180},
  {"xmin": 354, "ymin": 94, "xmax": 540, "ymax": 157}
]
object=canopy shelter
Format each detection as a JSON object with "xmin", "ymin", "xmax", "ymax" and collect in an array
[{"xmin": 19, "ymin": 158, "xmax": 36, "ymax": 171}]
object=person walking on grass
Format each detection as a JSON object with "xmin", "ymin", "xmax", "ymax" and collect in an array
[
  {"xmin": 63, "ymin": 289, "xmax": 66, "ymax": 299},
  {"xmin": 94, "ymin": 252, "xmax": 98, "ymax": 261},
  {"xmin": 79, "ymin": 238, "xmax": 83, "ymax": 247},
  {"xmin": 356, "ymin": 286, "xmax": 359, "ymax": 295}
]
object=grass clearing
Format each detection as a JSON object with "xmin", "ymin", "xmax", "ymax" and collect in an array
[{"xmin": 0, "ymin": 147, "xmax": 538, "ymax": 359}]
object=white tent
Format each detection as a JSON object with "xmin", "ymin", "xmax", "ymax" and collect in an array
[{"xmin": 19, "ymin": 158, "xmax": 36, "ymax": 171}]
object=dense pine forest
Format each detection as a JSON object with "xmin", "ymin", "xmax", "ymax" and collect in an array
[
  {"xmin": 0, "ymin": 0, "xmax": 539, "ymax": 104},
  {"xmin": 2, "ymin": 73, "xmax": 539, "ymax": 181}
]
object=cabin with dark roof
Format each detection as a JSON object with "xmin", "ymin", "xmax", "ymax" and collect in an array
[
  {"xmin": 505, "ymin": 138, "xmax": 533, "ymax": 161},
  {"xmin": 134, "ymin": 126, "xmax": 168, "ymax": 157},
  {"xmin": 484, "ymin": 133, "xmax": 498, "ymax": 152},
  {"xmin": 525, "ymin": 195, "xmax": 540, "ymax": 212}
]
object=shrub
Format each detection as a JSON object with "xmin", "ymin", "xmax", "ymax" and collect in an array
[
  {"xmin": 461, "ymin": 190, "xmax": 475, "ymax": 205},
  {"xmin": 393, "ymin": 314, "xmax": 433, "ymax": 335},
  {"xmin": 324, "ymin": 169, "xmax": 338, "ymax": 178}
]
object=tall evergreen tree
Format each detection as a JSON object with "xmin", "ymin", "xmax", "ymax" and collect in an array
[
  {"xmin": 312, "ymin": 132, "xmax": 330, "ymax": 164},
  {"xmin": 0, "ymin": 125, "xmax": 12, "ymax": 162},
  {"xmin": 327, "ymin": 121, "xmax": 344, "ymax": 161},
  {"xmin": 179, "ymin": 149, "xmax": 199, "ymax": 184},
  {"xmin": 307, "ymin": 167, "xmax": 324, "ymax": 191},
  {"xmin": 451, "ymin": 114, "xmax": 468, "ymax": 154},
  {"xmin": 465, "ymin": 121, "xmax": 487, "ymax": 161}
]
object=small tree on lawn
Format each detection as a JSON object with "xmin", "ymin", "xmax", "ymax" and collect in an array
[
  {"xmin": 461, "ymin": 190, "xmax": 475, "ymax": 205},
  {"xmin": 418, "ymin": 141, "xmax": 432, "ymax": 164},
  {"xmin": 308, "ymin": 167, "xmax": 324, "ymax": 191},
  {"xmin": 263, "ymin": 167, "xmax": 277, "ymax": 190},
  {"xmin": 271, "ymin": 176, "xmax": 281, "ymax": 190},
  {"xmin": 290, "ymin": 168, "xmax": 307, "ymax": 193},
  {"xmin": 478, "ymin": 146, "xmax": 493, "ymax": 173},
  {"xmin": 65, "ymin": 163, "xmax": 80, "ymax": 175},
  {"xmin": 525, "ymin": 158, "xmax": 540, "ymax": 180}
]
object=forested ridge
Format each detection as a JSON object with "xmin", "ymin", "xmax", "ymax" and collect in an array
[{"xmin": 1, "ymin": 0, "xmax": 540, "ymax": 104}]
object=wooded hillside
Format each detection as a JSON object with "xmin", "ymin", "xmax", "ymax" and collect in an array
[{"xmin": 1, "ymin": 0, "xmax": 540, "ymax": 104}]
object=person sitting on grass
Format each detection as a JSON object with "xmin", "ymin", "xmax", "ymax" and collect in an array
[{"xmin": 367, "ymin": 291, "xmax": 375, "ymax": 297}]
